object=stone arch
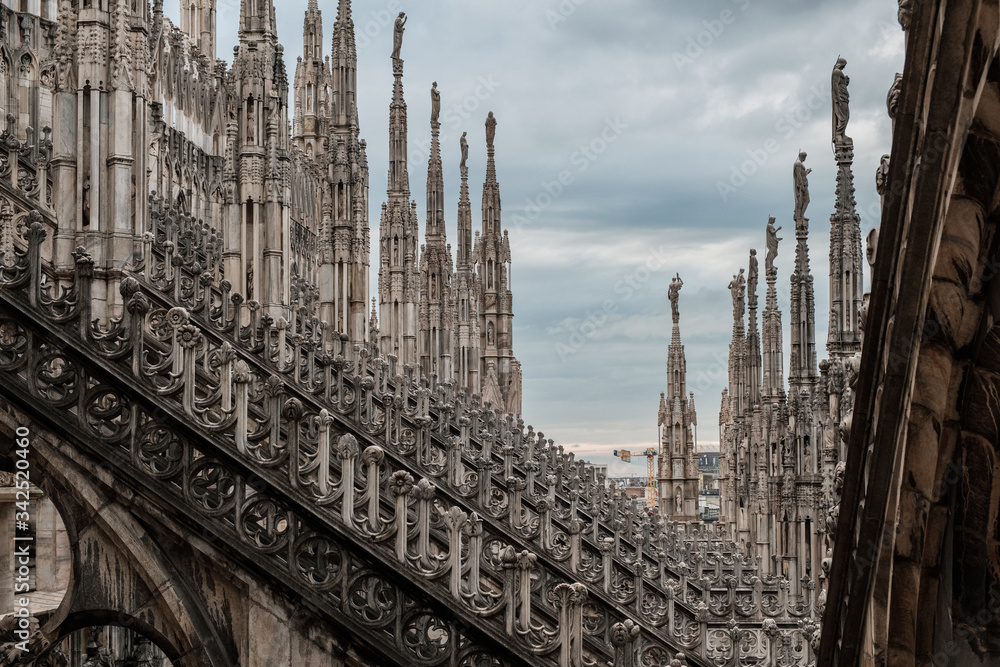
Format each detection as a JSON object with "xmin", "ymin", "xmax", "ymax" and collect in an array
[
  {"xmin": 0, "ymin": 412, "xmax": 236, "ymax": 666},
  {"xmin": 32, "ymin": 611, "xmax": 180, "ymax": 664}
]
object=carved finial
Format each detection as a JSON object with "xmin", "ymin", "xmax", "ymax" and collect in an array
[{"xmin": 110, "ymin": 0, "xmax": 135, "ymax": 92}]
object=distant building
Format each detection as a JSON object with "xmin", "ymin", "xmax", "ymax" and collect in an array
[
  {"xmin": 608, "ymin": 476, "xmax": 649, "ymax": 502},
  {"xmin": 698, "ymin": 450, "xmax": 720, "ymax": 493}
]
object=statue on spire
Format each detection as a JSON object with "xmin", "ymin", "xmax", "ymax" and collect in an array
[
  {"xmin": 668, "ymin": 273, "xmax": 683, "ymax": 322},
  {"xmin": 391, "ymin": 12, "xmax": 406, "ymax": 62},
  {"xmin": 460, "ymin": 131, "xmax": 469, "ymax": 169},
  {"xmin": 765, "ymin": 216, "xmax": 782, "ymax": 273},
  {"xmin": 748, "ymin": 249, "xmax": 758, "ymax": 298},
  {"xmin": 729, "ymin": 268, "xmax": 745, "ymax": 321},
  {"xmin": 431, "ymin": 82, "xmax": 440, "ymax": 126},
  {"xmin": 832, "ymin": 57, "xmax": 850, "ymax": 143},
  {"xmin": 486, "ymin": 111, "xmax": 497, "ymax": 149},
  {"xmin": 793, "ymin": 151, "xmax": 811, "ymax": 221}
]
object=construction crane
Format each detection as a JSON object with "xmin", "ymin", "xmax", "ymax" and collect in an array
[{"xmin": 614, "ymin": 448, "xmax": 658, "ymax": 508}]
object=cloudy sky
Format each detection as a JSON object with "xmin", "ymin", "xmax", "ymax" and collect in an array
[{"xmin": 164, "ymin": 0, "xmax": 905, "ymax": 474}]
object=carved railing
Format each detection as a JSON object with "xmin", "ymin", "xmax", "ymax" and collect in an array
[
  {"xmin": 0, "ymin": 206, "xmax": 823, "ymax": 666},
  {"xmin": 139, "ymin": 198, "xmax": 822, "ymax": 665},
  {"xmin": 0, "ymin": 223, "xmax": 543, "ymax": 666},
  {"xmin": 0, "ymin": 114, "xmax": 54, "ymax": 224}
]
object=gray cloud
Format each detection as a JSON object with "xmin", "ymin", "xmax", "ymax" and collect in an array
[{"xmin": 159, "ymin": 0, "xmax": 904, "ymax": 474}]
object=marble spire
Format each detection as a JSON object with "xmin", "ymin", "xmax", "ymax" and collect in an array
[
  {"xmin": 761, "ymin": 217, "xmax": 785, "ymax": 403},
  {"xmin": 378, "ymin": 12, "xmax": 419, "ymax": 365},
  {"xmin": 418, "ymin": 82, "xmax": 455, "ymax": 380},
  {"xmin": 453, "ymin": 132, "xmax": 480, "ymax": 395},
  {"xmin": 727, "ymin": 268, "xmax": 747, "ymax": 416},
  {"xmin": 746, "ymin": 248, "xmax": 762, "ymax": 409},
  {"xmin": 788, "ymin": 155, "xmax": 818, "ymax": 392},
  {"xmin": 475, "ymin": 112, "xmax": 519, "ymax": 414},
  {"xmin": 827, "ymin": 57, "xmax": 864, "ymax": 359},
  {"xmin": 658, "ymin": 274, "xmax": 699, "ymax": 521}
]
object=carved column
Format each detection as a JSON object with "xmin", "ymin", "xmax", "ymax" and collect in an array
[{"xmin": 553, "ymin": 582, "xmax": 588, "ymax": 667}]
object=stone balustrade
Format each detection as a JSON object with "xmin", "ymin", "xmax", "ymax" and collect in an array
[{"xmin": 0, "ymin": 200, "xmax": 823, "ymax": 665}]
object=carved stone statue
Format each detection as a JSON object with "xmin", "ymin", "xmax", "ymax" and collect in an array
[
  {"xmin": 748, "ymin": 249, "xmax": 758, "ymax": 297},
  {"xmin": 81, "ymin": 177, "xmax": 91, "ymax": 225},
  {"xmin": 430, "ymin": 82, "xmax": 440, "ymax": 126},
  {"xmin": 887, "ymin": 73, "xmax": 903, "ymax": 119},
  {"xmin": 765, "ymin": 217, "xmax": 781, "ymax": 274},
  {"xmin": 728, "ymin": 268, "xmax": 745, "ymax": 321},
  {"xmin": 505, "ymin": 360, "xmax": 522, "ymax": 416},
  {"xmin": 832, "ymin": 57, "xmax": 850, "ymax": 142},
  {"xmin": 391, "ymin": 12, "xmax": 406, "ymax": 62},
  {"xmin": 898, "ymin": 0, "xmax": 912, "ymax": 29},
  {"xmin": 793, "ymin": 152, "xmax": 811, "ymax": 221},
  {"xmin": 460, "ymin": 131, "xmax": 468, "ymax": 169},
  {"xmin": 674, "ymin": 488, "xmax": 682, "ymax": 515},
  {"xmin": 668, "ymin": 273, "xmax": 683, "ymax": 321},
  {"xmin": 876, "ymin": 154, "xmax": 890, "ymax": 196},
  {"xmin": 246, "ymin": 103, "xmax": 255, "ymax": 143},
  {"xmin": 736, "ymin": 276, "xmax": 746, "ymax": 318},
  {"xmin": 485, "ymin": 111, "xmax": 497, "ymax": 148},
  {"xmin": 81, "ymin": 633, "xmax": 114, "ymax": 667},
  {"xmin": 866, "ymin": 227, "xmax": 880, "ymax": 268}
]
